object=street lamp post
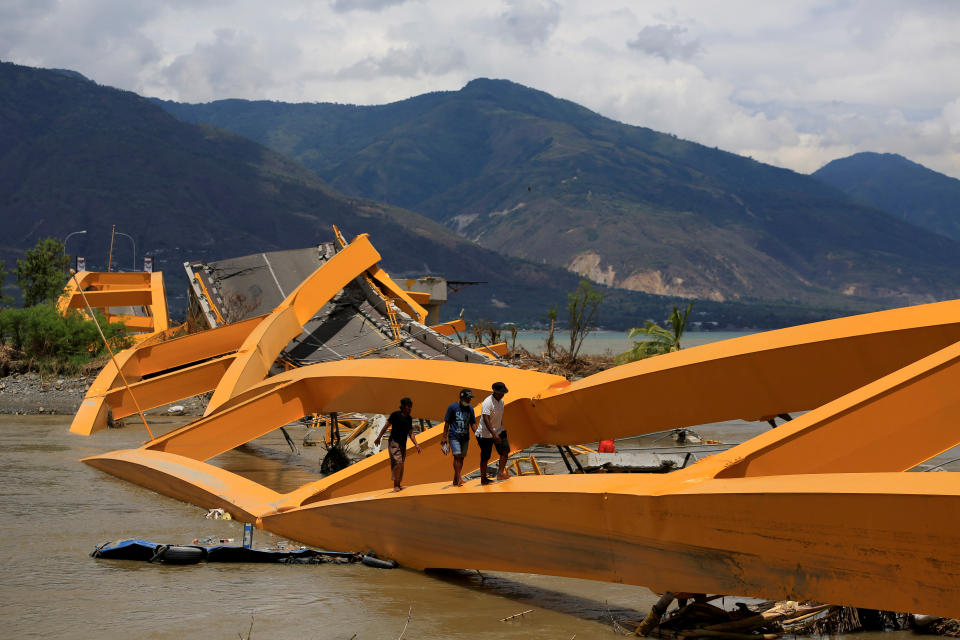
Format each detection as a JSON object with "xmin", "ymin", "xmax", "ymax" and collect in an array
[
  {"xmin": 63, "ymin": 229, "xmax": 87, "ymax": 249},
  {"xmin": 114, "ymin": 231, "xmax": 136, "ymax": 271},
  {"xmin": 63, "ymin": 230, "xmax": 87, "ymax": 270}
]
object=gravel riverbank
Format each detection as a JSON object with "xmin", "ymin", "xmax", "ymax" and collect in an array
[{"xmin": 0, "ymin": 372, "xmax": 206, "ymax": 417}]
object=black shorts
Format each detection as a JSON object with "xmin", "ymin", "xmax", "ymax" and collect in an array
[{"xmin": 477, "ymin": 430, "xmax": 510, "ymax": 458}]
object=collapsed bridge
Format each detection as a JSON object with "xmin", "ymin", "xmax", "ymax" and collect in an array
[{"xmin": 66, "ymin": 229, "xmax": 960, "ymax": 618}]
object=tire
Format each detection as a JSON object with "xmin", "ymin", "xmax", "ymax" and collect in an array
[
  {"xmin": 153, "ymin": 545, "xmax": 206, "ymax": 565},
  {"xmin": 361, "ymin": 554, "xmax": 397, "ymax": 569}
]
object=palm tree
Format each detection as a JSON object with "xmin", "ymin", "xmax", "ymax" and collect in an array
[{"xmin": 615, "ymin": 302, "xmax": 694, "ymax": 364}]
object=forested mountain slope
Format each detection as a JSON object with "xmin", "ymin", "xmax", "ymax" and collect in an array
[{"xmin": 159, "ymin": 79, "xmax": 960, "ymax": 306}]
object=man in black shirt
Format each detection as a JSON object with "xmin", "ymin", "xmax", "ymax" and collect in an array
[{"xmin": 374, "ymin": 397, "xmax": 421, "ymax": 491}]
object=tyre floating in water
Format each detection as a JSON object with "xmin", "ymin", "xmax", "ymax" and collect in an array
[
  {"xmin": 360, "ymin": 554, "xmax": 398, "ymax": 569},
  {"xmin": 151, "ymin": 545, "xmax": 206, "ymax": 565}
]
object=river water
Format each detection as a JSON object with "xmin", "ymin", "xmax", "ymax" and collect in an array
[
  {"xmin": 1, "ymin": 414, "xmax": 928, "ymax": 639},
  {"xmin": 513, "ymin": 331, "xmax": 753, "ymax": 356},
  {"xmin": 2, "ymin": 415, "xmax": 664, "ymax": 639}
]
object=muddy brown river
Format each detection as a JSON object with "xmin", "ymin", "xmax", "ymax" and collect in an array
[{"xmin": 0, "ymin": 415, "xmax": 925, "ymax": 639}]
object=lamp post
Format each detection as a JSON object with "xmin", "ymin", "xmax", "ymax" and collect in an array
[
  {"xmin": 63, "ymin": 229, "xmax": 87, "ymax": 249},
  {"xmin": 114, "ymin": 231, "xmax": 136, "ymax": 271},
  {"xmin": 63, "ymin": 230, "xmax": 87, "ymax": 270}
]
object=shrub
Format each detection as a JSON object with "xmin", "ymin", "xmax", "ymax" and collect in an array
[{"xmin": 0, "ymin": 304, "xmax": 131, "ymax": 374}]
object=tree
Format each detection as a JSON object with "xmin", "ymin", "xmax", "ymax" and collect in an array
[
  {"xmin": 567, "ymin": 279, "xmax": 605, "ymax": 359},
  {"xmin": 0, "ymin": 259, "xmax": 11, "ymax": 307},
  {"xmin": 16, "ymin": 238, "xmax": 70, "ymax": 307},
  {"xmin": 545, "ymin": 304, "xmax": 558, "ymax": 358},
  {"xmin": 616, "ymin": 302, "xmax": 694, "ymax": 364}
]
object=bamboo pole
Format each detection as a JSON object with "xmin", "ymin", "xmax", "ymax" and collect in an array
[{"xmin": 107, "ymin": 224, "xmax": 116, "ymax": 273}]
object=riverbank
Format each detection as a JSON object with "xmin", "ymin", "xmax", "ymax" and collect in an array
[{"xmin": 0, "ymin": 371, "xmax": 207, "ymax": 417}]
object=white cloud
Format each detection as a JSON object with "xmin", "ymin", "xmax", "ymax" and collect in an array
[
  {"xmin": 330, "ymin": 0, "xmax": 410, "ymax": 13},
  {"xmin": 1, "ymin": 0, "xmax": 959, "ymax": 178},
  {"xmin": 627, "ymin": 24, "xmax": 701, "ymax": 61},
  {"xmin": 337, "ymin": 44, "xmax": 465, "ymax": 80},
  {"xmin": 496, "ymin": 0, "xmax": 561, "ymax": 47}
]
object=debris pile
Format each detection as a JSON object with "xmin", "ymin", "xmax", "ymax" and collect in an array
[{"xmin": 631, "ymin": 592, "xmax": 957, "ymax": 638}]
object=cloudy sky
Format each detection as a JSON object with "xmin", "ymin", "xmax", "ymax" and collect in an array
[{"xmin": 3, "ymin": 0, "xmax": 960, "ymax": 178}]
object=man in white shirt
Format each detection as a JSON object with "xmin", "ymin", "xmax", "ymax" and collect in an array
[{"xmin": 475, "ymin": 381, "xmax": 510, "ymax": 484}]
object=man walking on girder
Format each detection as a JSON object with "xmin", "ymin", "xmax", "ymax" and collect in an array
[
  {"xmin": 374, "ymin": 397, "xmax": 421, "ymax": 491},
  {"xmin": 441, "ymin": 388, "xmax": 477, "ymax": 487},
  {"xmin": 476, "ymin": 382, "xmax": 511, "ymax": 484}
]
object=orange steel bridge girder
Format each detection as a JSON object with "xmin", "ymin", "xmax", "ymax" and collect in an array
[
  {"xmin": 57, "ymin": 270, "xmax": 170, "ymax": 334},
  {"xmin": 77, "ymin": 298, "xmax": 960, "ymax": 617},
  {"xmin": 118, "ymin": 297, "xmax": 960, "ymax": 505},
  {"xmin": 69, "ymin": 315, "xmax": 264, "ymax": 435},
  {"xmin": 691, "ymin": 338, "xmax": 960, "ymax": 478},
  {"xmin": 203, "ymin": 234, "xmax": 382, "ymax": 414},
  {"xmin": 260, "ymin": 472, "xmax": 960, "ymax": 618}
]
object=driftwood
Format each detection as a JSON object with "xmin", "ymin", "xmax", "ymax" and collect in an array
[
  {"xmin": 634, "ymin": 592, "xmax": 676, "ymax": 635},
  {"xmin": 501, "ymin": 609, "xmax": 534, "ymax": 622}
]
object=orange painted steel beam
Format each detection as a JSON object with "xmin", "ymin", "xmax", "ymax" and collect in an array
[
  {"xmin": 108, "ymin": 314, "xmax": 155, "ymax": 332},
  {"xmin": 126, "ymin": 315, "xmax": 265, "ymax": 377},
  {"xmin": 429, "ymin": 319, "xmax": 465, "ymax": 336},
  {"xmin": 116, "ymin": 298, "xmax": 960, "ymax": 500},
  {"xmin": 368, "ymin": 265, "xmax": 428, "ymax": 323},
  {"xmin": 77, "ymin": 299, "xmax": 960, "ymax": 617},
  {"xmin": 102, "ymin": 355, "xmax": 236, "ymax": 423},
  {"xmin": 57, "ymin": 271, "xmax": 87, "ymax": 315},
  {"xmin": 403, "ymin": 290, "xmax": 431, "ymax": 304},
  {"xmin": 260, "ymin": 472, "xmax": 960, "ymax": 618},
  {"xmin": 69, "ymin": 315, "xmax": 265, "ymax": 435},
  {"xmin": 148, "ymin": 359, "xmax": 562, "ymax": 462},
  {"xmin": 476, "ymin": 342, "xmax": 508, "ymax": 358},
  {"xmin": 80, "ymin": 331, "xmax": 960, "ymax": 614},
  {"xmin": 82, "ymin": 448, "xmax": 286, "ymax": 522},
  {"xmin": 61, "ymin": 288, "xmax": 153, "ymax": 308},
  {"xmin": 149, "ymin": 272, "xmax": 169, "ymax": 333},
  {"xmin": 204, "ymin": 234, "xmax": 382, "ymax": 414},
  {"xmin": 71, "ymin": 344, "xmax": 141, "ymax": 435},
  {"xmin": 77, "ymin": 271, "xmax": 152, "ymax": 286},
  {"xmin": 57, "ymin": 270, "xmax": 170, "ymax": 335},
  {"xmin": 688, "ymin": 339, "xmax": 960, "ymax": 479},
  {"xmin": 78, "ymin": 446, "xmax": 960, "ymax": 617},
  {"xmin": 516, "ymin": 298, "xmax": 960, "ymax": 446}
]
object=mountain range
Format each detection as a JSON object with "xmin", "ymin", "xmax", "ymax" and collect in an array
[
  {"xmin": 3, "ymin": 60, "xmax": 959, "ymax": 330},
  {"xmin": 3, "ymin": 61, "xmax": 835, "ymax": 329},
  {"xmin": 813, "ymin": 152, "xmax": 960, "ymax": 243},
  {"xmin": 0, "ymin": 62, "xmax": 581, "ymax": 319},
  {"xmin": 158, "ymin": 79, "xmax": 960, "ymax": 306}
]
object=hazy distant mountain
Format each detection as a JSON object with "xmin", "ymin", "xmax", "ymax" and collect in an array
[
  {"xmin": 158, "ymin": 79, "xmax": 960, "ymax": 306},
  {"xmin": 3, "ymin": 61, "xmax": 845, "ymax": 328},
  {"xmin": 813, "ymin": 152, "xmax": 960, "ymax": 242}
]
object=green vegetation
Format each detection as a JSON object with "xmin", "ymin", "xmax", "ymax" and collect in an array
[
  {"xmin": 0, "ymin": 304, "xmax": 130, "ymax": 373},
  {"xmin": 567, "ymin": 280, "xmax": 605, "ymax": 359},
  {"xmin": 16, "ymin": 238, "xmax": 70, "ymax": 306},
  {"xmin": 0, "ymin": 260, "xmax": 11, "ymax": 307},
  {"xmin": 616, "ymin": 302, "xmax": 693, "ymax": 364}
]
